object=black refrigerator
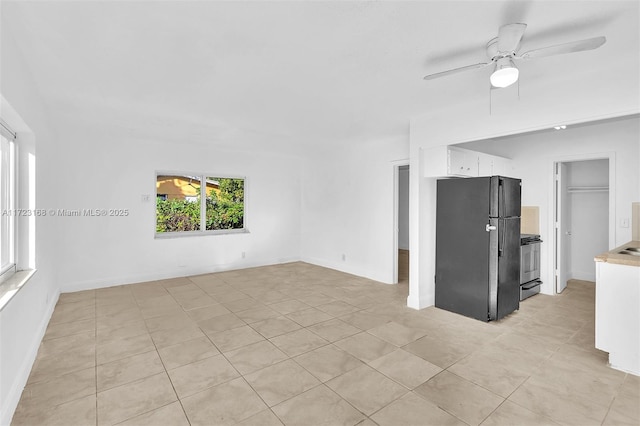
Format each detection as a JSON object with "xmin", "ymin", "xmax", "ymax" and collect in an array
[{"xmin": 435, "ymin": 176, "xmax": 521, "ymax": 321}]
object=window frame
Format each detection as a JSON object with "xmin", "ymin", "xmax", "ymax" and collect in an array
[
  {"xmin": 154, "ymin": 171, "xmax": 248, "ymax": 238},
  {"xmin": 0, "ymin": 125, "xmax": 17, "ymax": 284}
]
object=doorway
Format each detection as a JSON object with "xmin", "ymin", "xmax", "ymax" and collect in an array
[
  {"xmin": 554, "ymin": 158, "xmax": 611, "ymax": 293},
  {"xmin": 397, "ymin": 165, "xmax": 410, "ymax": 285}
]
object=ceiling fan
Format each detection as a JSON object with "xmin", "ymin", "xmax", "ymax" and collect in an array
[{"xmin": 423, "ymin": 23, "xmax": 606, "ymax": 88}]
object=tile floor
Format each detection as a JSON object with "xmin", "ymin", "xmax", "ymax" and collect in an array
[{"xmin": 11, "ymin": 262, "xmax": 639, "ymax": 426}]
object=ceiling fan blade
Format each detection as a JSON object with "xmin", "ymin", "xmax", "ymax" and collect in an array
[
  {"xmin": 498, "ymin": 23, "xmax": 527, "ymax": 53},
  {"xmin": 518, "ymin": 36, "xmax": 606, "ymax": 60},
  {"xmin": 423, "ymin": 62, "xmax": 490, "ymax": 81}
]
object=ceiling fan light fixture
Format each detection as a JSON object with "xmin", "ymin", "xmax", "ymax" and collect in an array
[{"xmin": 490, "ymin": 58, "xmax": 519, "ymax": 88}]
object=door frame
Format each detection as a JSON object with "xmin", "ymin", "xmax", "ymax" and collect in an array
[
  {"xmin": 392, "ymin": 159, "xmax": 410, "ymax": 284},
  {"xmin": 550, "ymin": 152, "xmax": 615, "ymax": 294}
]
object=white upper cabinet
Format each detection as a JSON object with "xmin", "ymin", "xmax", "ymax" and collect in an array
[{"xmin": 424, "ymin": 146, "xmax": 511, "ymax": 178}]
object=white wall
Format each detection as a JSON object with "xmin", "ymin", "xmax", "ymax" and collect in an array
[
  {"xmin": 0, "ymin": 28, "xmax": 61, "ymax": 426},
  {"xmin": 459, "ymin": 116, "xmax": 639, "ymax": 295},
  {"xmin": 398, "ymin": 166, "xmax": 410, "ymax": 250},
  {"xmin": 300, "ymin": 136, "xmax": 409, "ymax": 284},
  {"xmin": 566, "ymin": 160, "xmax": 609, "ymax": 281},
  {"xmin": 53, "ymin": 125, "xmax": 302, "ymax": 292}
]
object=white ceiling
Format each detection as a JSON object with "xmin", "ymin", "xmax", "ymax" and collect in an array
[{"xmin": 2, "ymin": 1, "xmax": 638, "ymax": 154}]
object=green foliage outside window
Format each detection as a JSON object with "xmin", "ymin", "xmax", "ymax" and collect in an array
[{"xmin": 156, "ymin": 177, "xmax": 244, "ymax": 233}]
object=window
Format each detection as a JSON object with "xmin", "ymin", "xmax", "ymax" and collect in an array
[
  {"xmin": 0, "ymin": 122, "xmax": 16, "ymax": 282},
  {"xmin": 155, "ymin": 173, "xmax": 245, "ymax": 236}
]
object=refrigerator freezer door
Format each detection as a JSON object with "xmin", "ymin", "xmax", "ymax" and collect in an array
[
  {"xmin": 436, "ymin": 178, "xmax": 492, "ymax": 321},
  {"xmin": 490, "ymin": 176, "xmax": 522, "ymax": 218}
]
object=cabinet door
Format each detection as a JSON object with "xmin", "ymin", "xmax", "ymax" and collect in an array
[
  {"xmin": 478, "ymin": 153, "xmax": 493, "ymax": 176},
  {"xmin": 448, "ymin": 149, "xmax": 478, "ymax": 177}
]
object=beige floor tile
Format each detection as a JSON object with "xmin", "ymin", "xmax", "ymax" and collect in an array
[
  {"xmin": 296, "ymin": 293, "xmax": 336, "ymax": 307},
  {"xmin": 480, "ymin": 400, "xmax": 560, "ymax": 426},
  {"xmin": 43, "ymin": 318, "xmax": 96, "ymax": 341},
  {"xmin": 12, "ymin": 393, "xmax": 96, "ymax": 426},
  {"xmin": 414, "ymin": 371, "xmax": 504, "ymax": 426},
  {"xmin": 225, "ymin": 340, "xmax": 289, "ymax": 375},
  {"xmin": 528, "ymin": 357, "xmax": 625, "ymax": 408},
  {"xmin": 144, "ymin": 311, "xmax": 193, "ymax": 333},
  {"xmin": 447, "ymin": 350, "xmax": 530, "ymax": 398},
  {"xmin": 270, "ymin": 328, "xmax": 329, "ymax": 357},
  {"xmin": 326, "ymin": 365, "xmax": 407, "ymax": 415},
  {"xmin": 97, "ymin": 333, "xmax": 156, "ymax": 365},
  {"xmin": 151, "ymin": 324, "xmax": 205, "ymax": 349},
  {"xmin": 115, "ymin": 401, "xmax": 189, "ymax": 426},
  {"xmin": 367, "ymin": 321, "xmax": 426, "ymax": 346},
  {"xmin": 403, "ymin": 335, "xmax": 474, "ymax": 369},
  {"xmin": 222, "ymin": 297, "xmax": 263, "ymax": 313},
  {"xmin": 18, "ymin": 367, "xmax": 96, "ymax": 412},
  {"xmin": 96, "ymin": 320, "xmax": 148, "ymax": 345},
  {"xmin": 371, "ymin": 392, "xmax": 465, "ymax": 426},
  {"xmin": 96, "ymin": 308, "xmax": 144, "ymax": 329},
  {"xmin": 294, "ymin": 344, "xmax": 364, "ymax": 382},
  {"xmin": 244, "ymin": 359, "xmax": 320, "ymax": 406},
  {"xmin": 334, "ymin": 332, "xmax": 396, "ymax": 363},
  {"xmin": 316, "ymin": 300, "xmax": 360, "ymax": 316},
  {"xmin": 167, "ymin": 353, "xmax": 240, "ymax": 398},
  {"xmin": 96, "ymin": 300, "xmax": 139, "ymax": 318},
  {"xmin": 97, "ymin": 350, "xmax": 164, "ymax": 391},
  {"xmin": 97, "ymin": 372, "xmax": 177, "ymax": 425},
  {"xmin": 250, "ymin": 316, "xmax": 302, "ymax": 338},
  {"xmin": 286, "ymin": 307, "xmax": 333, "ymax": 327},
  {"xmin": 339, "ymin": 311, "xmax": 390, "ymax": 331},
  {"xmin": 197, "ymin": 313, "xmax": 246, "ymax": 334},
  {"xmin": 49, "ymin": 303, "xmax": 95, "ymax": 325},
  {"xmin": 181, "ymin": 377, "xmax": 267, "ymax": 426},
  {"xmin": 28, "ymin": 345, "xmax": 96, "ymax": 384},
  {"xmin": 58, "ymin": 289, "xmax": 96, "ymax": 303},
  {"xmin": 609, "ymin": 374, "xmax": 640, "ymax": 422},
  {"xmin": 38, "ymin": 331, "xmax": 96, "ymax": 357},
  {"xmin": 173, "ymin": 292, "xmax": 217, "ymax": 311},
  {"xmin": 236, "ymin": 306, "xmax": 281, "ymax": 323},
  {"xmin": 212, "ymin": 290, "xmax": 249, "ymax": 303},
  {"xmin": 15, "ymin": 268, "xmax": 614, "ymax": 426},
  {"xmin": 272, "ymin": 385, "xmax": 364, "ymax": 426},
  {"xmin": 368, "ymin": 349, "xmax": 441, "ymax": 389},
  {"xmin": 268, "ymin": 299, "xmax": 311, "ymax": 315},
  {"xmin": 307, "ymin": 318, "xmax": 361, "ymax": 342},
  {"xmin": 508, "ymin": 378, "xmax": 610, "ymax": 426},
  {"xmin": 185, "ymin": 303, "xmax": 231, "ymax": 322},
  {"xmin": 158, "ymin": 336, "xmax": 220, "ymax": 370},
  {"xmin": 207, "ymin": 325, "xmax": 265, "ymax": 352},
  {"xmin": 602, "ymin": 409, "xmax": 639, "ymax": 426},
  {"xmin": 236, "ymin": 409, "xmax": 284, "ymax": 426}
]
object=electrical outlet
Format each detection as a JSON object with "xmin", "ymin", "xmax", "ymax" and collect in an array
[
  {"xmin": 341, "ymin": 254, "xmax": 346, "ymax": 261},
  {"xmin": 621, "ymin": 218, "xmax": 630, "ymax": 228},
  {"xmin": 141, "ymin": 194, "xmax": 150, "ymax": 203},
  {"xmin": 242, "ymin": 252, "xmax": 246, "ymax": 259}
]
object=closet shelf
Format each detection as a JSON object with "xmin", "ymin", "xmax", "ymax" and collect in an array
[{"xmin": 567, "ymin": 186, "xmax": 609, "ymax": 193}]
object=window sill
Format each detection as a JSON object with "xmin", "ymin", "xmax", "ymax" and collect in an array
[
  {"xmin": 155, "ymin": 228, "xmax": 249, "ymax": 239},
  {"xmin": 0, "ymin": 269, "xmax": 37, "ymax": 313}
]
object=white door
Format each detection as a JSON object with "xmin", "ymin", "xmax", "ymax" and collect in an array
[{"xmin": 555, "ymin": 162, "xmax": 570, "ymax": 293}]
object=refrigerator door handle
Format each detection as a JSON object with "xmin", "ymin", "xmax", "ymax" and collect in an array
[{"xmin": 486, "ymin": 224, "xmax": 497, "ymax": 232}]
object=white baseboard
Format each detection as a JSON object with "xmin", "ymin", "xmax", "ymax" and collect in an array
[
  {"xmin": 406, "ymin": 293, "xmax": 434, "ymax": 310},
  {"xmin": 570, "ymin": 271, "xmax": 596, "ymax": 282},
  {"xmin": 59, "ymin": 257, "xmax": 301, "ymax": 293},
  {"xmin": 299, "ymin": 256, "xmax": 391, "ymax": 284},
  {"xmin": 1, "ymin": 288, "xmax": 60, "ymax": 426}
]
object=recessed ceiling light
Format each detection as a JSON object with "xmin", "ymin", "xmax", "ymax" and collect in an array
[{"xmin": 553, "ymin": 125, "xmax": 567, "ymax": 130}]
